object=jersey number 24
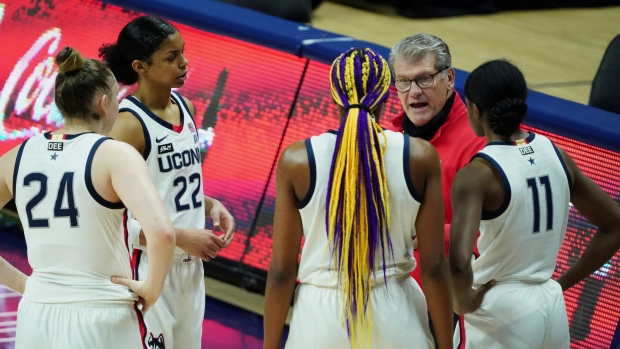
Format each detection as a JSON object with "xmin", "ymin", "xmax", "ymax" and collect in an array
[{"xmin": 23, "ymin": 172, "xmax": 78, "ymax": 228}]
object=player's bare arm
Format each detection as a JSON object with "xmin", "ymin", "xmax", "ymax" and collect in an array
[
  {"xmin": 409, "ymin": 137, "xmax": 453, "ymax": 349},
  {"xmin": 187, "ymin": 95, "xmax": 237, "ymax": 247},
  {"xmin": 178, "ymin": 96, "xmax": 236, "ymax": 249},
  {"xmin": 184, "ymin": 96, "xmax": 237, "ymax": 245},
  {"xmin": 0, "ymin": 145, "xmax": 29, "ymax": 294},
  {"xmin": 204, "ymin": 196, "xmax": 236, "ymax": 245},
  {"xmin": 92, "ymin": 140, "xmax": 175, "ymax": 312},
  {"xmin": 556, "ymin": 147, "xmax": 620, "ymax": 291},
  {"xmin": 449, "ymin": 159, "xmax": 498, "ymax": 315},
  {"xmin": 0, "ymin": 144, "xmax": 19, "ymax": 208},
  {"xmin": 135, "ymin": 222, "xmax": 226, "ymax": 261},
  {"xmin": 0, "ymin": 257, "xmax": 27, "ymax": 294},
  {"xmin": 264, "ymin": 141, "xmax": 307, "ymax": 349},
  {"xmin": 175, "ymin": 227, "xmax": 225, "ymax": 261}
]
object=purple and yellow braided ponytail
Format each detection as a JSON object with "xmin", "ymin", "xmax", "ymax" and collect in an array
[{"xmin": 326, "ymin": 47, "xmax": 392, "ymax": 348}]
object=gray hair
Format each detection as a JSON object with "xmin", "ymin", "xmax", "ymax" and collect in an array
[{"xmin": 389, "ymin": 33, "xmax": 452, "ymax": 75}]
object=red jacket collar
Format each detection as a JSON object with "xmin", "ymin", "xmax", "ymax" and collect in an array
[{"xmin": 390, "ymin": 91, "xmax": 466, "ymax": 139}]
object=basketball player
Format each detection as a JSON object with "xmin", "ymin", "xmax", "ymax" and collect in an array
[
  {"xmin": 449, "ymin": 59, "xmax": 620, "ymax": 348},
  {"xmin": 264, "ymin": 48, "xmax": 453, "ymax": 349},
  {"xmin": 0, "ymin": 47, "xmax": 175, "ymax": 347},
  {"xmin": 99, "ymin": 16, "xmax": 235, "ymax": 349}
]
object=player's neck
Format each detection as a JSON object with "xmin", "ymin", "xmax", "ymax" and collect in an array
[
  {"xmin": 133, "ymin": 84, "xmax": 172, "ymax": 111},
  {"xmin": 486, "ymin": 129, "xmax": 529, "ymax": 143},
  {"xmin": 55, "ymin": 120, "xmax": 98, "ymax": 135}
]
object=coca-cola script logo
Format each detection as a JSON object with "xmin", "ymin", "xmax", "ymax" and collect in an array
[
  {"xmin": 0, "ymin": 27, "xmax": 62, "ymax": 140},
  {"xmin": 0, "ymin": 26, "xmax": 213, "ymax": 158}
]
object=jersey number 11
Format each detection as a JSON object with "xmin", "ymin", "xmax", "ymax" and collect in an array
[{"xmin": 526, "ymin": 175, "xmax": 553, "ymax": 234}]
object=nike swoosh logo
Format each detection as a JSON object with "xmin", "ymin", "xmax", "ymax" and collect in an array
[{"xmin": 155, "ymin": 135, "xmax": 169, "ymax": 143}]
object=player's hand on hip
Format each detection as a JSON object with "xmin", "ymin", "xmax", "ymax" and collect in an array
[
  {"xmin": 111, "ymin": 276, "xmax": 158, "ymax": 313},
  {"xmin": 456, "ymin": 279, "xmax": 496, "ymax": 314},
  {"xmin": 468, "ymin": 279, "xmax": 496, "ymax": 313},
  {"xmin": 209, "ymin": 200, "xmax": 236, "ymax": 246}
]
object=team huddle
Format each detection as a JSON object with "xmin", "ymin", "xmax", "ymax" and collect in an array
[{"xmin": 0, "ymin": 14, "xmax": 619, "ymax": 349}]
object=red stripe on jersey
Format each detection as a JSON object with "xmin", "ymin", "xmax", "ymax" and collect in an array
[
  {"xmin": 123, "ymin": 209, "xmax": 137, "ymax": 279},
  {"xmin": 134, "ymin": 302, "xmax": 148, "ymax": 349},
  {"xmin": 172, "ymin": 123, "xmax": 183, "ymax": 133},
  {"xmin": 458, "ymin": 315, "xmax": 467, "ymax": 348},
  {"xmin": 131, "ymin": 249, "xmax": 141, "ymax": 280},
  {"xmin": 123, "ymin": 209, "xmax": 130, "ymax": 253}
]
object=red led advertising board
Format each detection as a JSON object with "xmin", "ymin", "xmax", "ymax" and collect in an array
[{"xmin": 0, "ymin": 1, "xmax": 618, "ymax": 347}]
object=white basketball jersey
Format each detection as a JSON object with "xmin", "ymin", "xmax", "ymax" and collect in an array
[
  {"xmin": 119, "ymin": 92, "xmax": 205, "ymax": 253},
  {"xmin": 13, "ymin": 132, "xmax": 135, "ymax": 303},
  {"xmin": 472, "ymin": 133, "xmax": 571, "ymax": 286},
  {"xmin": 297, "ymin": 130, "xmax": 421, "ymax": 287}
]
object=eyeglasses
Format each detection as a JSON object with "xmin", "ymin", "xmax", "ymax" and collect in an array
[{"xmin": 394, "ymin": 67, "xmax": 450, "ymax": 92}]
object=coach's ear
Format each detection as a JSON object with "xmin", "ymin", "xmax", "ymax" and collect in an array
[{"xmin": 446, "ymin": 67, "xmax": 455, "ymax": 92}]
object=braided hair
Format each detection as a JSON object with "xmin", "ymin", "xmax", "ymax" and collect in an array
[{"xmin": 326, "ymin": 47, "xmax": 392, "ymax": 347}]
